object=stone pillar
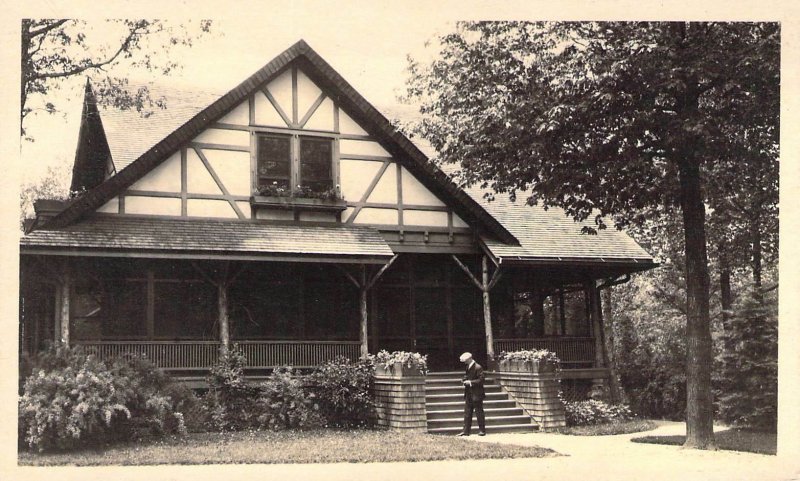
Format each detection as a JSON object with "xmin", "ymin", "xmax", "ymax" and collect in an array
[{"xmin": 373, "ymin": 365, "xmax": 427, "ymax": 430}]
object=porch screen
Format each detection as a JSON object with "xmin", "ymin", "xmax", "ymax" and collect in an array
[{"xmin": 154, "ymin": 281, "xmax": 217, "ymax": 339}]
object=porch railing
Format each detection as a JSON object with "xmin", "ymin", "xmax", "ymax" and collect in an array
[
  {"xmin": 494, "ymin": 337, "xmax": 596, "ymax": 366},
  {"xmin": 73, "ymin": 340, "xmax": 361, "ymax": 370}
]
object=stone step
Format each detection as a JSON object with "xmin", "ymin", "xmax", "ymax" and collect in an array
[
  {"xmin": 425, "ymin": 391, "xmax": 509, "ymax": 403},
  {"xmin": 426, "ymin": 399, "xmax": 518, "ymax": 412},
  {"xmin": 427, "ymin": 414, "xmax": 534, "ymax": 429},
  {"xmin": 426, "ymin": 407, "xmax": 525, "ymax": 420},
  {"xmin": 427, "ymin": 423, "xmax": 538, "ymax": 435},
  {"xmin": 424, "ymin": 385, "xmax": 502, "ymax": 396}
]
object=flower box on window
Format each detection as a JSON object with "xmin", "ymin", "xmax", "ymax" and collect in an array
[{"xmin": 250, "ymin": 195, "xmax": 347, "ymax": 212}]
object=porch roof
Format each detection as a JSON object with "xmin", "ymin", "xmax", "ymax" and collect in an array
[{"xmin": 20, "ymin": 215, "xmax": 395, "ymax": 264}]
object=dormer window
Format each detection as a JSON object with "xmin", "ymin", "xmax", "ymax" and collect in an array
[{"xmin": 256, "ymin": 133, "xmax": 334, "ymax": 197}]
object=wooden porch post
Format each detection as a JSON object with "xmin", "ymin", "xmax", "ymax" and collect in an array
[
  {"xmin": 218, "ymin": 282, "xmax": 230, "ymax": 352},
  {"xmin": 359, "ymin": 266, "xmax": 369, "ymax": 359},
  {"xmin": 59, "ymin": 260, "xmax": 71, "ymax": 346},
  {"xmin": 482, "ymin": 255, "xmax": 495, "ymax": 363}
]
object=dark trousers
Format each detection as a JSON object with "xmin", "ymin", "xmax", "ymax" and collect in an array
[{"xmin": 463, "ymin": 396, "xmax": 486, "ymax": 434}]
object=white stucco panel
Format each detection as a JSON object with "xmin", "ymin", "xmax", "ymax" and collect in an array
[
  {"xmin": 403, "ymin": 210, "xmax": 449, "ymax": 227},
  {"xmin": 340, "ymin": 139, "xmax": 390, "ymax": 157},
  {"xmin": 192, "ymin": 128, "xmax": 250, "ymax": 147},
  {"xmin": 303, "ymin": 97, "xmax": 335, "ymax": 131},
  {"xmin": 296, "ymin": 69, "xmax": 323, "ymax": 122},
  {"xmin": 124, "ymin": 196, "xmax": 181, "ymax": 216},
  {"xmin": 339, "ymin": 159, "xmax": 382, "ymax": 201},
  {"xmin": 217, "ymin": 100, "xmax": 249, "ymax": 125},
  {"xmin": 128, "ymin": 151, "xmax": 181, "ymax": 193},
  {"xmin": 254, "ymin": 90, "xmax": 289, "ymax": 127},
  {"xmin": 352, "ymin": 207, "xmax": 399, "ymax": 225},
  {"xmin": 186, "ymin": 148, "xmax": 223, "ymax": 195},
  {"xmin": 401, "ymin": 166, "xmax": 445, "ymax": 206},
  {"xmin": 338, "ymin": 109, "xmax": 369, "ymax": 136},
  {"xmin": 367, "ymin": 164, "xmax": 397, "ymax": 203},
  {"xmin": 265, "ymin": 69, "xmax": 293, "ymax": 121},
  {"xmin": 187, "ymin": 199, "xmax": 238, "ymax": 218},
  {"xmin": 203, "ymin": 149, "xmax": 251, "ymax": 196}
]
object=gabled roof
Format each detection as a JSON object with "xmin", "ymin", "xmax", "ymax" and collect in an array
[
  {"xmin": 46, "ymin": 40, "xmax": 517, "ymax": 244},
  {"xmin": 20, "ymin": 215, "xmax": 394, "ymax": 264}
]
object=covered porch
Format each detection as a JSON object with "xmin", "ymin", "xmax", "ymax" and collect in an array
[{"xmin": 19, "ymin": 216, "xmax": 647, "ymax": 377}]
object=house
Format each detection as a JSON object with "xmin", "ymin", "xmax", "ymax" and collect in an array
[{"xmin": 19, "ymin": 40, "xmax": 655, "ymax": 399}]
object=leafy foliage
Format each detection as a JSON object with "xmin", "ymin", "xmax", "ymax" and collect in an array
[
  {"xmin": 564, "ymin": 399, "xmax": 635, "ymax": 426},
  {"xmin": 18, "ymin": 163, "xmax": 71, "ymax": 230},
  {"xmin": 202, "ymin": 346, "xmax": 260, "ymax": 431},
  {"xmin": 306, "ymin": 356, "xmax": 376, "ymax": 428},
  {"xmin": 18, "ymin": 345, "xmax": 191, "ymax": 452},
  {"xmin": 369, "ymin": 350, "xmax": 428, "ymax": 373},
  {"xmin": 716, "ymin": 287, "xmax": 778, "ymax": 430},
  {"xmin": 256, "ymin": 367, "xmax": 324, "ymax": 430},
  {"xmin": 21, "ymin": 19, "xmax": 213, "ymax": 138},
  {"xmin": 496, "ymin": 349, "xmax": 560, "ymax": 364}
]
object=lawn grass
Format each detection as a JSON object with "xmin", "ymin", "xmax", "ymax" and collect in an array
[
  {"xmin": 631, "ymin": 427, "xmax": 776, "ymax": 455},
  {"xmin": 558, "ymin": 419, "xmax": 658, "ymax": 436},
  {"xmin": 19, "ymin": 429, "xmax": 559, "ymax": 466}
]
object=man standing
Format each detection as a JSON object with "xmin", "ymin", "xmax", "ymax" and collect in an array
[{"xmin": 458, "ymin": 352, "xmax": 486, "ymax": 436}]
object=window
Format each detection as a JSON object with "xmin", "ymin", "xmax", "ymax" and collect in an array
[
  {"xmin": 257, "ymin": 134, "xmax": 291, "ymax": 189},
  {"xmin": 256, "ymin": 133, "xmax": 334, "ymax": 194}
]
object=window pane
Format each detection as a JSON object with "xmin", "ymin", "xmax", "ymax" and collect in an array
[
  {"xmin": 299, "ymin": 137, "xmax": 332, "ymax": 191},
  {"xmin": 305, "ymin": 282, "xmax": 358, "ymax": 339},
  {"xmin": 414, "ymin": 288, "xmax": 447, "ymax": 336},
  {"xmin": 375, "ymin": 287, "xmax": 411, "ymax": 338},
  {"xmin": 257, "ymin": 135, "xmax": 291, "ymax": 188}
]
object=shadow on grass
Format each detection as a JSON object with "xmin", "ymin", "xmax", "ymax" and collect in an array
[{"xmin": 631, "ymin": 428, "xmax": 776, "ymax": 455}]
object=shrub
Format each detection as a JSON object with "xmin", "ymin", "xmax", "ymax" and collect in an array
[
  {"xmin": 18, "ymin": 345, "xmax": 190, "ymax": 451},
  {"xmin": 256, "ymin": 367, "xmax": 324, "ymax": 430},
  {"xmin": 306, "ymin": 356, "xmax": 375, "ymax": 428},
  {"xmin": 564, "ymin": 399, "xmax": 635, "ymax": 427},
  {"xmin": 202, "ymin": 346, "xmax": 260, "ymax": 431}
]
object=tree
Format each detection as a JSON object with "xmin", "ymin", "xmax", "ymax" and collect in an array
[
  {"xmin": 19, "ymin": 163, "xmax": 71, "ymax": 230},
  {"xmin": 405, "ymin": 21, "xmax": 779, "ymax": 449},
  {"xmin": 21, "ymin": 19, "xmax": 212, "ymax": 138}
]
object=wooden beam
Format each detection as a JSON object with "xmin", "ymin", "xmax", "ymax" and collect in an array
[
  {"xmin": 482, "ymin": 255, "xmax": 495, "ymax": 362},
  {"xmin": 193, "ymin": 147, "xmax": 247, "ymax": 219},
  {"xmin": 189, "ymin": 142, "xmax": 250, "ymax": 152},
  {"xmin": 291, "ymin": 66, "xmax": 299, "ymax": 126},
  {"xmin": 345, "ymin": 159, "xmax": 391, "ymax": 223},
  {"xmin": 365, "ymin": 254, "xmax": 399, "ymax": 290},
  {"xmin": 450, "ymin": 255, "xmax": 483, "ymax": 291},
  {"xmin": 487, "ymin": 268, "xmax": 504, "ymax": 291},
  {"xmin": 335, "ymin": 264, "xmax": 361, "ymax": 288},
  {"xmin": 262, "ymin": 87, "xmax": 293, "ymax": 128},
  {"xmin": 298, "ymin": 92, "xmax": 327, "ymax": 128},
  {"xmin": 180, "ymin": 148, "xmax": 188, "ymax": 216}
]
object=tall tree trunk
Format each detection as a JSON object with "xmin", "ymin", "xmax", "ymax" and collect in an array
[
  {"xmin": 600, "ymin": 286, "xmax": 623, "ymax": 403},
  {"xmin": 679, "ymin": 161, "xmax": 716, "ymax": 450}
]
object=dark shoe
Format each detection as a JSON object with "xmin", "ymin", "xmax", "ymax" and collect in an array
[
  {"xmin": 457, "ymin": 432, "xmax": 470, "ymax": 437},
  {"xmin": 478, "ymin": 431, "xmax": 486, "ymax": 436}
]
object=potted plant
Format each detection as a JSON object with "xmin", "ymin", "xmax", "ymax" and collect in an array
[
  {"xmin": 369, "ymin": 350, "xmax": 428, "ymax": 377},
  {"xmin": 496, "ymin": 349, "xmax": 561, "ymax": 374},
  {"xmin": 251, "ymin": 183, "xmax": 347, "ymax": 211}
]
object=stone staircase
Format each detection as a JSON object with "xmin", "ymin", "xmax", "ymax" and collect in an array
[{"xmin": 425, "ymin": 371, "xmax": 538, "ymax": 435}]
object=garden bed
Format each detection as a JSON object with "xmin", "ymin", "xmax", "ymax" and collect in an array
[
  {"xmin": 18, "ymin": 429, "xmax": 559, "ymax": 466},
  {"xmin": 631, "ymin": 427, "xmax": 777, "ymax": 455}
]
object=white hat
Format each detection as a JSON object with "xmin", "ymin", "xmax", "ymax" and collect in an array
[{"xmin": 459, "ymin": 352, "xmax": 472, "ymax": 362}]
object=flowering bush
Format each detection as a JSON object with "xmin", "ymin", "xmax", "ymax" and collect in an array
[
  {"xmin": 256, "ymin": 367, "xmax": 324, "ymax": 430},
  {"xmin": 563, "ymin": 399, "xmax": 635, "ymax": 426},
  {"xmin": 369, "ymin": 350, "xmax": 428, "ymax": 373},
  {"xmin": 496, "ymin": 349, "xmax": 560, "ymax": 364},
  {"xmin": 305, "ymin": 356, "xmax": 375, "ymax": 427},
  {"xmin": 18, "ymin": 345, "xmax": 191, "ymax": 452}
]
